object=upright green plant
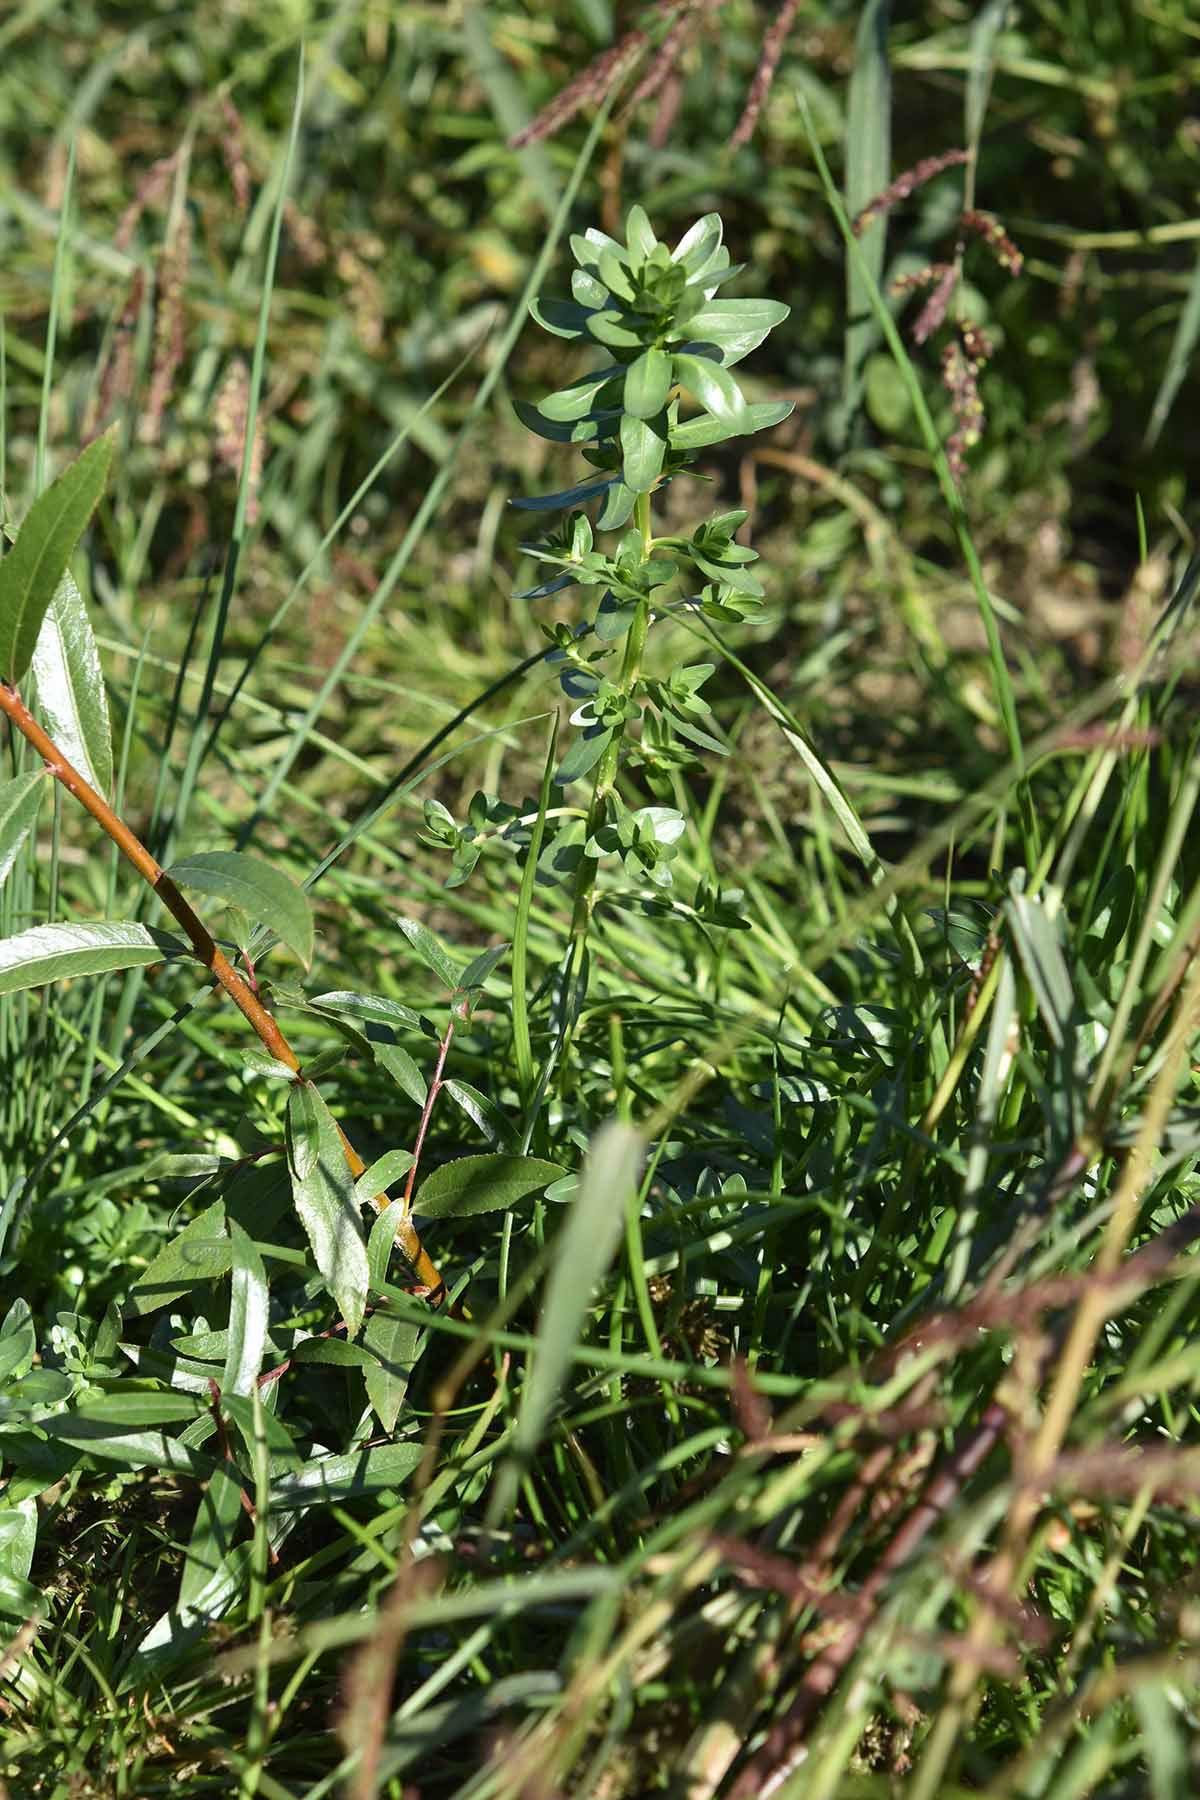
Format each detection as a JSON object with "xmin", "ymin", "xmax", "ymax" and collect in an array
[{"xmin": 422, "ymin": 205, "xmax": 793, "ymax": 1021}]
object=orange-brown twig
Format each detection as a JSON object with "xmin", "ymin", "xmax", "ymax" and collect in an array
[{"xmin": 0, "ymin": 677, "xmax": 444, "ymax": 1302}]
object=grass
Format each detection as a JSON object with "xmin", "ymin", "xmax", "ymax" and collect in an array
[{"xmin": 2, "ymin": 2, "xmax": 1200, "ymax": 1795}]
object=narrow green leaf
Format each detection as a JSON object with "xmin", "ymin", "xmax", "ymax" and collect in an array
[
  {"xmin": 178, "ymin": 1463, "xmax": 245, "ymax": 1613},
  {"xmin": 623, "ymin": 346, "xmax": 672, "ymax": 420},
  {"xmin": 0, "ymin": 425, "xmax": 117, "ymax": 686},
  {"xmin": 367, "ymin": 1199, "xmax": 408, "ymax": 1291},
  {"xmin": 415, "ymin": 1153, "xmax": 563, "ymax": 1220},
  {"xmin": 1145, "ymin": 242, "xmax": 1200, "ymax": 450},
  {"xmin": 356, "ymin": 1156, "xmax": 416, "ymax": 1211},
  {"xmin": 619, "ymin": 413, "xmax": 667, "ymax": 492},
  {"xmin": 502, "ymin": 1124, "xmax": 641, "ymax": 1508},
  {"xmin": 683, "ymin": 299, "xmax": 790, "ymax": 366},
  {"xmin": 36, "ymin": 1416, "xmax": 219, "ymax": 1478},
  {"xmin": 0, "ymin": 920, "xmax": 187, "ymax": 998},
  {"xmin": 554, "ymin": 724, "xmax": 613, "ymax": 786},
  {"xmin": 671, "ymin": 213, "xmax": 723, "ymax": 275},
  {"xmin": 672, "ymin": 399, "xmax": 793, "ymax": 450},
  {"xmin": 0, "ymin": 771, "xmax": 44, "ymax": 892},
  {"xmin": 965, "ymin": 0, "xmax": 1012, "ymax": 149},
  {"xmin": 0, "ymin": 1300, "xmax": 35, "ymax": 1383},
  {"xmin": 222, "ymin": 1223, "xmax": 269, "ymax": 1399},
  {"xmin": 671, "ymin": 353, "xmax": 747, "ymax": 427},
  {"xmin": 268, "ymin": 1441, "xmax": 423, "ymax": 1509},
  {"xmin": 443, "ymin": 1079, "xmax": 517, "ymax": 1147},
  {"xmin": 1006, "ymin": 893, "xmax": 1076, "ymax": 1051},
  {"xmin": 538, "ymin": 367, "xmax": 624, "ymax": 422},
  {"xmin": 310, "ymin": 990, "xmax": 422, "ymax": 1031},
  {"xmin": 459, "ymin": 943, "xmax": 508, "ymax": 992},
  {"xmin": 394, "ymin": 916, "xmax": 460, "ymax": 990},
  {"xmin": 285, "ymin": 1083, "xmax": 369, "ymax": 1337},
  {"xmin": 166, "ymin": 851, "xmax": 314, "ymax": 969},
  {"xmin": 127, "ymin": 1201, "xmax": 230, "ymax": 1316},
  {"xmin": 31, "ymin": 570, "xmax": 113, "ymax": 797},
  {"xmin": 840, "ymin": 0, "xmax": 892, "ymax": 445},
  {"xmin": 364, "ymin": 1313, "xmax": 421, "ymax": 1434},
  {"xmin": 374, "ymin": 1042, "xmax": 427, "ymax": 1107},
  {"xmin": 624, "ymin": 204, "xmax": 657, "ymax": 261},
  {"xmin": 0, "ymin": 1500, "xmax": 38, "ymax": 1616}
]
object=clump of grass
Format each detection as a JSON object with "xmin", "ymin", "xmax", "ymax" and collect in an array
[{"xmin": 3, "ymin": 6, "xmax": 1200, "ymax": 1797}]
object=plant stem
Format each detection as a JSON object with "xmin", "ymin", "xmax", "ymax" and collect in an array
[
  {"xmin": 0, "ymin": 678, "xmax": 444, "ymax": 1299},
  {"xmin": 402, "ymin": 1011, "xmax": 458, "ymax": 1209},
  {"xmin": 565, "ymin": 489, "xmax": 655, "ymax": 981}
]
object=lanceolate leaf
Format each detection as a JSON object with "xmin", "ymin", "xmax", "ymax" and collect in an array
[
  {"xmin": 671, "ymin": 353, "xmax": 747, "ymax": 426},
  {"xmin": 31, "ymin": 570, "xmax": 114, "ymax": 798},
  {"xmin": 0, "ymin": 426, "xmax": 117, "ymax": 687},
  {"xmin": 624, "ymin": 346, "xmax": 672, "ymax": 420},
  {"xmin": 682, "ymin": 299, "xmax": 791, "ymax": 366},
  {"xmin": 672, "ymin": 399, "xmax": 793, "ymax": 449},
  {"xmin": 267, "ymin": 1441, "xmax": 423, "ymax": 1509},
  {"xmin": 499, "ymin": 1124, "xmax": 641, "ymax": 1514},
  {"xmin": 0, "ymin": 920, "xmax": 186, "ymax": 997},
  {"xmin": 363, "ymin": 1313, "xmax": 421, "ymax": 1433},
  {"xmin": 165, "ymin": 852, "xmax": 314, "ymax": 969},
  {"xmin": 414, "ymin": 1153, "xmax": 564, "ymax": 1221},
  {"xmin": 285, "ymin": 1082, "xmax": 369, "ymax": 1337},
  {"xmin": 538, "ymin": 367, "xmax": 625, "ymax": 422},
  {"xmin": 619, "ymin": 413, "xmax": 667, "ymax": 493},
  {"xmin": 0, "ymin": 771, "xmax": 45, "ymax": 891},
  {"xmin": 222, "ymin": 1223, "xmax": 269, "ymax": 1399},
  {"xmin": 394, "ymin": 916, "xmax": 460, "ymax": 990}
]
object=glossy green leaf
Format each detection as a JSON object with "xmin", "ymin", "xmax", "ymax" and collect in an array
[
  {"xmin": 538, "ymin": 367, "xmax": 624, "ymax": 422},
  {"xmin": 509, "ymin": 476, "xmax": 616, "ymax": 513},
  {"xmin": 596, "ymin": 481, "xmax": 636, "ymax": 531},
  {"xmin": 290, "ymin": 1336, "xmax": 377, "ymax": 1367},
  {"xmin": 554, "ymin": 724, "xmax": 613, "ymax": 786},
  {"xmin": 415, "ymin": 1153, "xmax": 565, "ymax": 1220},
  {"xmin": 394, "ymin": 916, "xmax": 460, "ymax": 990},
  {"xmin": 671, "ymin": 399, "xmax": 793, "ymax": 450},
  {"xmin": 126, "ymin": 1200, "xmax": 230, "ymax": 1315},
  {"xmin": 443, "ymin": 1079, "xmax": 516, "ymax": 1148},
  {"xmin": 619, "ymin": 413, "xmax": 667, "ymax": 492},
  {"xmin": 624, "ymin": 346, "xmax": 672, "ymax": 420},
  {"xmin": 364, "ymin": 1312, "xmax": 421, "ymax": 1434},
  {"xmin": 374, "ymin": 1041, "xmax": 427, "ymax": 1107},
  {"xmin": 0, "ymin": 1299, "xmax": 36, "ymax": 1383},
  {"xmin": 356, "ymin": 1156, "xmax": 416, "ymax": 1211},
  {"xmin": 310, "ymin": 990, "xmax": 422, "ymax": 1031},
  {"xmin": 671, "ymin": 353, "xmax": 747, "ymax": 426},
  {"xmin": 459, "ymin": 943, "xmax": 508, "ymax": 992},
  {"xmin": 0, "ymin": 770, "xmax": 45, "ymax": 892},
  {"xmin": 37, "ymin": 1414, "xmax": 219, "ymax": 1478},
  {"xmin": 671, "ymin": 213, "xmax": 723, "ymax": 276},
  {"xmin": 31, "ymin": 569, "xmax": 113, "ymax": 797},
  {"xmin": 286, "ymin": 1082, "xmax": 369, "ymax": 1337},
  {"xmin": 268, "ymin": 1441, "xmax": 423, "ymax": 1509},
  {"xmin": 0, "ymin": 1499, "xmax": 38, "ymax": 1616},
  {"xmin": 586, "ymin": 311, "xmax": 644, "ymax": 351},
  {"xmin": 367, "ymin": 1199, "xmax": 408, "ymax": 1290},
  {"xmin": 222, "ymin": 1222, "xmax": 269, "ymax": 1398},
  {"xmin": 0, "ymin": 920, "xmax": 186, "ymax": 998},
  {"xmin": 682, "ymin": 299, "xmax": 790, "ymax": 366},
  {"xmin": 0, "ymin": 428, "xmax": 117, "ymax": 686},
  {"xmin": 166, "ymin": 851, "xmax": 314, "ymax": 969},
  {"xmin": 178, "ymin": 1462, "xmax": 245, "ymax": 1613}
]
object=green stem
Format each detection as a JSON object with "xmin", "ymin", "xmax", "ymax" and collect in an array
[{"xmin": 564, "ymin": 491, "xmax": 655, "ymax": 990}]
